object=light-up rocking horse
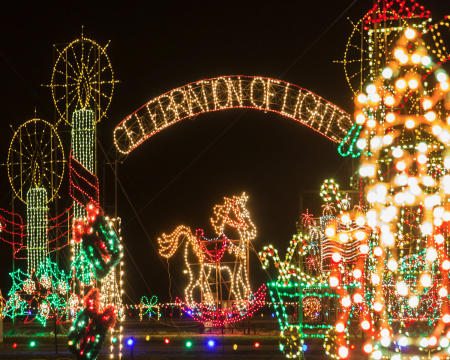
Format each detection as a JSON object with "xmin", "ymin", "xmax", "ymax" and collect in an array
[{"xmin": 158, "ymin": 192, "xmax": 266, "ymax": 326}]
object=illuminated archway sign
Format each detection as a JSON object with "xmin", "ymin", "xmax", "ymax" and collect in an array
[{"xmin": 113, "ymin": 75, "xmax": 353, "ymax": 154}]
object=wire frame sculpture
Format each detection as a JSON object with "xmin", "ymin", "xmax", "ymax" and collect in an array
[
  {"xmin": 158, "ymin": 193, "xmax": 266, "ymax": 326},
  {"xmin": 340, "ymin": 0, "xmax": 432, "ymax": 95},
  {"xmin": 7, "ymin": 119, "xmax": 64, "ymax": 204},
  {"xmin": 49, "ymin": 30, "xmax": 117, "ymax": 126}
]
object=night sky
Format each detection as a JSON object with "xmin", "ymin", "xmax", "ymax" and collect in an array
[{"xmin": 0, "ymin": 1, "xmax": 448, "ymax": 303}]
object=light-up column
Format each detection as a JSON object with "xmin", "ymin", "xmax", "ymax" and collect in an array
[
  {"xmin": 71, "ymin": 109, "xmax": 95, "ymax": 256},
  {"xmin": 26, "ymin": 187, "xmax": 48, "ymax": 274}
]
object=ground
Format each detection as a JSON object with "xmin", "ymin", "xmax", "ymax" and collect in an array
[{"xmin": 0, "ymin": 318, "xmax": 354, "ymax": 359}]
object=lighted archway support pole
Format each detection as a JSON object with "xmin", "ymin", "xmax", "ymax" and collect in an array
[{"xmin": 113, "ymin": 76, "xmax": 353, "ymax": 154}]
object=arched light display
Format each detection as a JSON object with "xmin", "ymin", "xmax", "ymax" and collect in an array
[{"xmin": 113, "ymin": 76, "xmax": 353, "ymax": 154}]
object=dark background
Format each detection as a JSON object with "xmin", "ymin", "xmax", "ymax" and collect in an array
[{"xmin": 0, "ymin": 1, "xmax": 448, "ymax": 303}]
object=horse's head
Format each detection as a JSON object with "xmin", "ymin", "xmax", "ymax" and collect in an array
[{"xmin": 210, "ymin": 192, "xmax": 256, "ymax": 242}]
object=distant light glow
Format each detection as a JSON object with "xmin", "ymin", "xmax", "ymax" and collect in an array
[{"xmin": 207, "ymin": 339, "xmax": 216, "ymax": 348}]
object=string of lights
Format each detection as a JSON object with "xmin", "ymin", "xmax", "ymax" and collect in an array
[
  {"xmin": 330, "ymin": 25, "xmax": 450, "ymax": 360},
  {"xmin": 158, "ymin": 193, "xmax": 265, "ymax": 326},
  {"xmin": 113, "ymin": 75, "xmax": 353, "ymax": 154}
]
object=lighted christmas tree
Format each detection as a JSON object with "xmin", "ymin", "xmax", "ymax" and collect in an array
[{"xmin": 330, "ymin": 27, "xmax": 450, "ymax": 359}]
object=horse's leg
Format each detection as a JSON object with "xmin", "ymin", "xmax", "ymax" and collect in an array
[
  {"xmin": 194, "ymin": 262, "xmax": 211, "ymax": 305},
  {"xmin": 203, "ymin": 264, "xmax": 215, "ymax": 305},
  {"xmin": 184, "ymin": 243, "xmax": 196, "ymax": 306},
  {"xmin": 236, "ymin": 264, "xmax": 245, "ymax": 302},
  {"xmin": 236, "ymin": 263, "xmax": 251, "ymax": 305}
]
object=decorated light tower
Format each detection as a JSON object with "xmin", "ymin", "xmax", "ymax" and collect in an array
[
  {"xmin": 329, "ymin": 25, "xmax": 450, "ymax": 359},
  {"xmin": 327, "ymin": 1, "xmax": 450, "ymax": 358},
  {"xmin": 359, "ymin": 28, "xmax": 448, "ymax": 359}
]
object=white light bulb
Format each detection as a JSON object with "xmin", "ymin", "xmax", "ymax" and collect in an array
[
  {"xmin": 421, "ymin": 56, "xmax": 431, "ymax": 66},
  {"xmin": 380, "ymin": 337, "xmax": 391, "ymax": 347},
  {"xmin": 420, "ymin": 273, "xmax": 432, "ymax": 287},
  {"xmin": 396, "ymin": 281, "xmax": 408, "ymax": 296},
  {"xmin": 373, "ymin": 301, "xmax": 383, "ymax": 312},
  {"xmin": 371, "ymin": 273, "xmax": 381, "ymax": 285},
  {"xmin": 439, "ymin": 287, "xmax": 448, "ymax": 298},
  {"xmin": 425, "ymin": 247, "xmax": 437, "ymax": 263},
  {"xmin": 398, "ymin": 336, "xmax": 409, "ymax": 347},
  {"xmin": 370, "ymin": 136, "xmax": 382, "ymax": 150},
  {"xmin": 405, "ymin": 28, "xmax": 416, "ymax": 39},
  {"xmin": 381, "ymin": 231, "xmax": 395, "ymax": 247},
  {"xmin": 392, "ymin": 147, "xmax": 403, "ymax": 158},
  {"xmin": 356, "ymin": 138, "xmax": 367, "ymax": 150},
  {"xmin": 420, "ymin": 222, "xmax": 433, "ymax": 236},
  {"xmin": 422, "ymin": 175, "xmax": 435, "ymax": 187},
  {"xmin": 417, "ymin": 142, "xmax": 427, "ymax": 152},
  {"xmin": 408, "ymin": 295, "xmax": 419, "ymax": 308},
  {"xmin": 387, "ymin": 258, "xmax": 398, "ymax": 272},
  {"xmin": 382, "ymin": 67, "xmax": 393, "ymax": 79},
  {"xmin": 366, "ymin": 84, "xmax": 377, "ymax": 94}
]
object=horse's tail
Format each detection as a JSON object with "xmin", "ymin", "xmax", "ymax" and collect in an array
[{"xmin": 158, "ymin": 225, "xmax": 193, "ymax": 259}]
